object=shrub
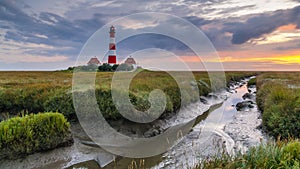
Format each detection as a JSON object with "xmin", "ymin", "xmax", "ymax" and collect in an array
[
  {"xmin": 0, "ymin": 112, "xmax": 73, "ymax": 159},
  {"xmin": 95, "ymin": 89, "xmax": 121, "ymax": 119},
  {"xmin": 0, "ymin": 85, "xmax": 69, "ymax": 116},
  {"xmin": 163, "ymin": 86, "xmax": 181, "ymax": 112},
  {"xmin": 44, "ymin": 89, "xmax": 75, "ymax": 119}
]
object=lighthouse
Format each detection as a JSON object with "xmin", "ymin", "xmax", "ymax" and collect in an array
[{"xmin": 108, "ymin": 26, "xmax": 117, "ymax": 64}]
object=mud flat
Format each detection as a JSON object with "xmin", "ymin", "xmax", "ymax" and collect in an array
[{"xmin": 224, "ymin": 83, "xmax": 266, "ymax": 154}]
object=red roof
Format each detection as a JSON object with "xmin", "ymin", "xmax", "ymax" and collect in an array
[
  {"xmin": 87, "ymin": 57, "xmax": 101, "ymax": 65},
  {"xmin": 124, "ymin": 57, "xmax": 136, "ymax": 65}
]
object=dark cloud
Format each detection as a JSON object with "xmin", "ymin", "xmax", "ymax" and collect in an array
[
  {"xmin": 203, "ymin": 27, "xmax": 234, "ymax": 51},
  {"xmin": 224, "ymin": 5, "xmax": 300, "ymax": 44},
  {"xmin": 180, "ymin": 16, "xmax": 233, "ymax": 51},
  {"xmin": 0, "ymin": 0, "xmax": 106, "ymax": 59},
  {"xmin": 183, "ymin": 16, "xmax": 211, "ymax": 27},
  {"xmin": 117, "ymin": 33, "xmax": 193, "ymax": 58},
  {"xmin": 292, "ymin": 6, "xmax": 300, "ymax": 28}
]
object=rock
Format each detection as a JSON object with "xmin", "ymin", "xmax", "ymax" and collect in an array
[
  {"xmin": 144, "ymin": 128, "xmax": 160, "ymax": 137},
  {"xmin": 207, "ymin": 93, "xmax": 218, "ymax": 100},
  {"xmin": 220, "ymin": 95, "xmax": 228, "ymax": 100},
  {"xmin": 236, "ymin": 101, "xmax": 254, "ymax": 111},
  {"xmin": 242, "ymin": 93, "xmax": 255, "ymax": 100},
  {"xmin": 225, "ymin": 87, "xmax": 230, "ymax": 92},
  {"xmin": 248, "ymin": 104, "xmax": 254, "ymax": 108},
  {"xmin": 248, "ymin": 85, "xmax": 256, "ymax": 88},
  {"xmin": 256, "ymin": 124, "xmax": 263, "ymax": 130},
  {"xmin": 187, "ymin": 133, "xmax": 198, "ymax": 139},
  {"xmin": 200, "ymin": 96, "xmax": 209, "ymax": 104},
  {"xmin": 248, "ymin": 89, "xmax": 252, "ymax": 93},
  {"xmin": 65, "ymin": 160, "xmax": 101, "ymax": 169}
]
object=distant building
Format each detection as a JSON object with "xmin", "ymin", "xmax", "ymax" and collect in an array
[
  {"xmin": 124, "ymin": 56, "xmax": 136, "ymax": 66},
  {"xmin": 87, "ymin": 57, "xmax": 101, "ymax": 66}
]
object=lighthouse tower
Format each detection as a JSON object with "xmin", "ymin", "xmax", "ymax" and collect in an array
[{"xmin": 108, "ymin": 26, "xmax": 117, "ymax": 64}]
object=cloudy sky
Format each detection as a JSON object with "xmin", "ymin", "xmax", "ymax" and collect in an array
[{"xmin": 0, "ymin": 0, "xmax": 300, "ymax": 70}]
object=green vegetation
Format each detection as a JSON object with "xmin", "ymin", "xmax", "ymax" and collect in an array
[
  {"xmin": 256, "ymin": 72, "xmax": 300, "ymax": 139},
  {"xmin": 0, "ymin": 112, "xmax": 72, "ymax": 159},
  {"xmin": 195, "ymin": 140, "xmax": 300, "ymax": 169},
  {"xmin": 247, "ymin": 77, "xmax": 256, "ymax": 87},
  {"xmin": 2, "ymin": 71, "xmax": 299, "ymax": 167},
  {"xmin": 0, "ymin": 71, "xmax": 255, "ymax": 121},
  {"xmin": 65, "ymin": 63, "xmax": 134, "ymax": 72}
]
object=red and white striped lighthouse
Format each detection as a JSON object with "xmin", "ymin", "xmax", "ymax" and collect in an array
[{"xmin": 108, "ymin": 25, "xmax": 117, "ymax": 64}]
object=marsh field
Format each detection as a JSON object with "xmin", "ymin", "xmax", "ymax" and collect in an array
[
  {"xmin": 0, "ymin": 70, "xmax": 254, "ymax": 120},
  {"xmin": 0, "ymin": 71, "xmax": 299, "ymax": 169}
]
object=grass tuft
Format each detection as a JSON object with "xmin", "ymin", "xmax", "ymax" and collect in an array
[{"xmin": 0, "ymin": 112, "xmax": 72, "ymax": 159}]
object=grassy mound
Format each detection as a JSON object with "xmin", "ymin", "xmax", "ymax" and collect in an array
[
  {"xmin": 256, "ymin": 81, "xmax": 300, "ymax": 139},
  {"xmin": 195, "ymin": 140, "xmax": 300, "ymax": 169},
  {"xmin": 0, "ymin": 112, "xmax": 73, "ymax": 159}
]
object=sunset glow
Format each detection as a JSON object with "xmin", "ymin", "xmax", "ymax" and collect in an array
[{"xmin": 220, "ymin": 55, "xmax": 300, "ymax": 64}]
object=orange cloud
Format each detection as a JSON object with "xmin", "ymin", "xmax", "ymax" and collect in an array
[{"xmin": 277, "ymin": 24, "xmax": 297, "ymax": 31}]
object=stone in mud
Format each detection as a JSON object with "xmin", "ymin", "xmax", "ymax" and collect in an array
[
  {"xmin": 64, "ymin": 160, "xmax": 101, "ymax": 169},
  {"xmin": 144, "ymin": 128, "xmax": 160, "ymax": 137},
  {"xmin": 242, "ymin": 93, "xmax": 255, "ymax": 100},
  {"xmin": 236, "ymin": 100, "xmax": 254, "ymax": 111},
  {"xmin": 187, "ymin": 133, "xmax": 198, "ymax": 139},
  {"xmin": 207, "ymin": 93, "xmax": 218, "ymax": 100},
  {"xmin": 220, "ymin": 95, "xmax": 228, "ymax": 100},
  {"xmin": 200, "ymin": 96, "xmax": 209, "ymax": 104},
  {"xmin": 256, "ymin": 124, "xmax": 263, "ymax": 130},
  {"xmin": 225, "ymin": 87, "xmax": 231, "ymax": 92},
  {"xmin": 248, "ymin": 85, "xmax": 256, "ymax": 88}
]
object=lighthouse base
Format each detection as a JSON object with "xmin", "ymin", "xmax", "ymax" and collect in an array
[{"xmin": 108, "ymin": 55, "xmax": 117, "ymax": 64}]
